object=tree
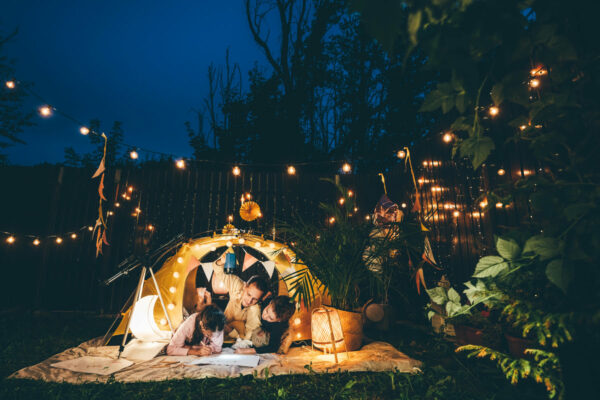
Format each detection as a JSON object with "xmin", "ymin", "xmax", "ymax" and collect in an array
[{"xmin": 0, "ymin": 29, "xmax": 34, "ymax": 164}]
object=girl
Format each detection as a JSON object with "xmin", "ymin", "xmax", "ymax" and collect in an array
[
  {"xmin": 166, "ymin": 304, "xmax": 226, "ymax": 356},
  {"xmin": 235, "ymin": 295, "xmax": 295, "ymax": 354}
]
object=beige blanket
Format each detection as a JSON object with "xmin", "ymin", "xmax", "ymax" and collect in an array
[{"xmin": 9, "ymin": 338, "xmax": 421, "ymax": 383}]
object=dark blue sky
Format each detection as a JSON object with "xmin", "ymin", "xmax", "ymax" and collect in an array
[{"xmin": 2, "ymin": 1, "xmax": 266, "ymax": 165}]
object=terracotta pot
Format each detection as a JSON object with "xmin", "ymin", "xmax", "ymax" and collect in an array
[
  {"xmin": 336, "ymin": 308, "xmax": 364, "ymax": 351},
  {"xmin": 505, "ymin": 333, "xmax": 536, "ymax": 358},
  {"xmin": 454, "ymin": 325, "xmax": 484, "ymax": 346}
]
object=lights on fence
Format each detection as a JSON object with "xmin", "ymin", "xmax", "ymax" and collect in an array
[
  {"xmin": 232, "ymin": 166, "xmax": 241, "ymax": 176},
  {"xmin": 39, "ymin": 105, "xmax": 52, "ymax": 117},
  {"xmin": 287, "ymin": 165, "xmax": 296, "ymax": 175},
  {"xmin": 397, "ymin": 150, "xmax": 406, "ymax": 159},
  {"xmin": 55, "ymin": 237, "xmax": 63, "ymax": 244},
  {"xmin": 497, "ymin": 168, "xmax": 506, "ymax": 176},
  {"xmin": 341, "ymin": 163, "xmax": 352, "ymax": 173},
  {"xmin": 71, "ymin": 233, "xmax": 77, "ymax": 239},
  {"xmin": 130, "ymin": 150, "xmax": 139, "ymax": 160},
  {"xmin": 147, "ymin": 224, "xmax": 154, "ymax": 231},
  {"xmin": 453, "ymin": 210, "xmax": 460, "ymax": 217},
  {"xmin": 80, "ymin": 126, "xmax": 90, "ymax": 135},
  {"xmin": 442, "ymin": 132, "xmax": 453, "ymax": 143},
  {"xmin": 496, "ymin": 202, "xmax": 504, "ymax": 208},
  {"xmin": 529, "ymin": 78, "xmax": 540, "ymax": 88},
  {"xmin": 5, "ymin": 80, "xmax": 15, "ymax": 89},
  {"xmin": 6, "ymin": 236, "xmax": 15, "ymax": 244},
  {"xmin": 488, "ymin": 106, "xmax": 499, "ymax": 117},
  {"xmin": 338, "ymin": 198, "xmax": 345, "ymax": 205},
  {"xmin": 175, "ymin": 159, "xmax": 185, "ymax": 169}
]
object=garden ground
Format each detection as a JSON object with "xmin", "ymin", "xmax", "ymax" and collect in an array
[{"xmin": 0, "ymin": 310, "xmax": 547, "ymax": 399}]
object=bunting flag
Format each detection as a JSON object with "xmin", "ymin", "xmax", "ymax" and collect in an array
[
  {"xmin": 92, "ymin": 133, "xmax": 108, "ymax": 257},
  {"xmin": 201, "ymin": 262, "xmax": 214, "ymax": 281},
  {"xmin": 262, "ymin": 261, "xmax": 276, "ymax": 278},
  {"xmin": 242, "ymin": 251, "xmax": 259, "ymax": 272}
]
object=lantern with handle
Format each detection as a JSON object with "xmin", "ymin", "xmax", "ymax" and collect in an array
[{"xmin": 311, "ymin": 307, "xmax": 349, "ymax": 363}]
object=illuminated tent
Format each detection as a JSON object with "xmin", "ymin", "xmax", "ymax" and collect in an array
[{"xmin": 110, "ymin": 232, "xmax": 322, "ymax": 343}]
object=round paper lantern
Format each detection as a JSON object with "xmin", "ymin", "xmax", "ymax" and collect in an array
[{"xmin": 239, "ymin": 201, "xmax": 261, "ymax": 221}]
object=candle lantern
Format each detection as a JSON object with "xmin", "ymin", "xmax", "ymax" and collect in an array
[{"xmin": 311, "ymin": 307, "xmax": 349, "ymax": 363}]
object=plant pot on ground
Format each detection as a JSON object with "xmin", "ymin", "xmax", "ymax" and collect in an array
[{"xmin": 450, "ymin": 312, "xmax": 503, "ymax": 348}]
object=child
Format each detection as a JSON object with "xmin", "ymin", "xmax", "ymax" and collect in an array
[
  {"xmin": 166, "ymin": 304, "xmax": 226, "ymax": 356},
  {"xmin": 235, "ymin": 295, "xmax": 295, "ymax": 354}
]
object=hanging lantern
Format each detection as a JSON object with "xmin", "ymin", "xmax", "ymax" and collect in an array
[
  {"xmin": 222, "ymin": 224, "xmax": 236, "ymax": 234},
  {"xmin": 311, "ymin": 307, "xmax": 349, "ymax": 363},
  {"xmin": 239, "ymin": 201, "xmax": 261, "ymax": 221}
]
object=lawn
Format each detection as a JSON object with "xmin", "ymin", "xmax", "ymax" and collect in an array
[{"xmin": 0, "ymin": 310, "xmax": 547, "ymax": 399}]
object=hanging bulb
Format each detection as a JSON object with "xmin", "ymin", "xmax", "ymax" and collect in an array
[
  {"xmin": 328, "ymin": 216, "xmax": 336, "ymax": 224},
  {"xmin": 342, "ymin": 163, "xmax": 351, "ymax": 173},
  {"xmin": 88, "ymin": 226, "xmax": 94, "ymax": 231},
  {"xmin": 519, "ymin": 125, "xmax": 527, "ymax": 131},
  {"xmin": 128, "ymin": 186, "xmax": 134, "ymax": 193},
  {"xmin": 497, "ymin": 168, "xmax": 506, "ymax": 176},
  {"xmin": 147, "ymin": 224, "xmax": 154, "ymax": 231},
  {"xmin": 529, "ymin": 79, "xmax": 540, "ymax": 88},
  {"xmin": 39, "ymin": 105, "xmax": 52, "ymax": 117},
  {"xmin": 401, "ymin": 203, "xmax": 407, "ymax": 208},
  {"xmin": 71, "ymin": 233, "xmax": 77, "ymax": 239},
  {"xmin": 6, "ymin": 236, "xmax": 15, "ymax": 244},
  {"xmin": 245, "ymin": 193, "xmax": 251, "ymax": 200},
  {"xmin": 238, "ymin": 238, "xmax": 245, "ymax": 244},
  {"xmin": 173, "ymin": 271, "xmax": 180, "ymax": 279},
  {"xmin": 5, "ymin": 80, "xmax": 15, "ymax": 89},
  {"xmin": 365, "ymin": 215, "xmax": 371, "ymax": 220},
  {"xmin": 489, "ymin": 106, "xmax": 499, "ymax": 117},
  {"xmin": 80, "ymin": 126, "xmax": 90, "ymax": 135},
  {"xmin": 175, "ymin": 159, "xmax": 185, "ymax": 169},
  {"xmin": 232, "ymin": 166, "xmax": 241, "ymax": 176},
  {"xmin": 33, "ymin": 238, "xmax": 40, "ymax": 246},
  {"xmin": 130, "ymin": 150, "xmax": 139, "ymax": 160},
  {"xmin": 339, "ymin": 198, "xmax": 345, "ymax": 205},
  {"xmin": 496, "ymin": 202, "xmax": 503, "ymax": 208},
  {"xmin": 453, "ymin": 211, "xmax": 460, "ymax": 217},
  {"xmin": 442, "ymin": 132, "xmax": 453, "ymax": 143},
  {"xmin": 55, "ymin": 237, "xmax": 63, "ymax": 244},
  {"xmin": 347, "ymin": 190, "xmax": 354, "ymax": 197},
  {"xmin": 287, "ymin": 165, "xmax": 296, "ymax": 175},
  {"xmin": 397, "ymin": 150, "xmax": 406, "ymax": 159}
]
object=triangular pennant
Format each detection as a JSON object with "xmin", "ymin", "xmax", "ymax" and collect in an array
[
  {"xmin": 92, "ymin": 158, "xmax": 105, "ymax": 179},
  {"xmin": 423, "ymin": 236, "xmax": 436, "ymax": 265},
  {"xmin": 98, "ymin": 173, "xmax": 107, "ymax": 201},
  {"xmin": 201, "ymin": 263, "xmax": 214, "ymax": 282},
  {"xmin": 262, "ymin": 261, "xmax": 276, "ymax": 278},
  {"xmin": 242, "ymin": 252, "xmax": 259, "ymax": 272}
]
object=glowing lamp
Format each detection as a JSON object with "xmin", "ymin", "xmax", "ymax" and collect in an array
[
  {"xmin": 55, "ymin": 237, "xmax": 63, "ymax": 244},
  {"xmin": 130, "ymin": 150, "xmax": 139, "ymax": 159},
  {"xmin": 442, "ymin": 132, "xmax": 453, "ymax": 143},
  {"xmin": 401, "ymin": 203, "xmax": 407, "ymax": 209},
  {"xmin": 160, "ymin": 318, "xmax": 167, "ymax": 326},
  {"xmin": 33, "ymin": 238, "xmax": 40, "ymax": 246},
  {"xmin": 353, "ymin": 207, "xmax": 358, "ymax": 212},
  {"xmin": 39, "ymin": 105, "xmax": 52, "ymax": 117},
  {"xmin": 173, "ymin": 271, "xmax": 180, "ymax": 279},
  {"xmin": 479, "ymin": 200, "xmax": 488, "ymax": 208},
  {"xmin": 496, "ymin": 202, "xmax": 504, "ymax": 208},
  {"xmin": 6, "ymin": 236, "xmax": 15, "ymax": 244},
  {"xmin": 519, "ymin": 125, "xmax": 527, "ymax": 131},
  {"xmin": 529, "ymin": 79, "xmax": 540, "ymax": 88},
  {"xmin": 347, "ymin": 190, "xmax": 354, "ymax": 197},
  {"xmin": 5, "ymin": 80, "xmax": 15, "ymax": 89},
  {"xmin": 311, "ymin": 307, "xmax": 349, "ymax": 363},
  {"xmin": 328, "ymin": 216, "xmax": 336, "ymax": 224},
  {"xmin": 342, "ymin": 163, "xmax": 351, "ymax": 173},
  {"xmin": 228, "ymin": 215, "xmax": 233, "ymax": 222},
  {"xmin": 107, "ymin": 211, "xmax": 114, "ymax": 216},
  {"xmin": 497, "ymin": 168, "xmax": 506, "ymax": 176},
  {"xmin": 287, "ymin": 166, "xmax": 296, "ymax": 175},
  {"xmin": 175, "ymin": 159, "xmax": 185, "ymax": 169},
  {"xmin": 177, "ymin": 257, "xmax": 184, "ymax": 264},
  {"xmin": 489, "ymin": 106, "xmax": 500, "ymax": 117},
  {"xmin": 397, "ymin": 150, "xmax": 406, "ymax": 159},
  {"xmin": 169, "ymin": 286, "xmax": 176, "ymax": 293},
  {"xmin": 88, "ymin": 226, "xmax": 94, "ymax": 231},
  {"xmin": 232, "ymin": 166, "xmax": 241, "ymax": 176},
  {"xmin": 129, "ymin": 295, "xmax": 171, "ymax": 341},
  {"xmin": 453, "ymin": 211, "xmax": 460, "ymax": 217},
  {"xmin": 135, "ymin": 207, "xmax": 142, "ymax": 214},
  {"xmin": 423, "ymin": 161, "xmax": 429, "ymax": 167},
  {"xmin": 80, "ymin": 126, "xmax": 90, "ymax": 135},
  {"xmin": 71, "ymin": 233, "xmax": 77, "ymax": 239},
  {"xmin": 338, "ymin": 198, "xmax": 345, "ymax": 205}
]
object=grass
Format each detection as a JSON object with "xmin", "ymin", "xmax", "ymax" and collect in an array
[{"xmin": 0, "ymin": 310, "xmax": 547, "ymax": 399}]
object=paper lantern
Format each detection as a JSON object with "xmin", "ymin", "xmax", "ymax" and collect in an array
[
  {"xmin": 129, "ymin": 295, "xmax": 171, "ymax": 341},
  {"xmin": 311, "ymin": 307, "xmax": 349, "ymax": 363},
  {"xmin": 239, "ymin": 201, "xmax": 261, "ymax": 221}
]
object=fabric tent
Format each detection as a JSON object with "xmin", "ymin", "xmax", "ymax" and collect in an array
[{"xmin": 111, "ymin": 233, "xmax": 322, "ymax": 343}]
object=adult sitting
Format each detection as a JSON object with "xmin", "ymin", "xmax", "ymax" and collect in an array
[{"xmin": 234, "ymin": 295, "xmax": 295, "ymax": 354}]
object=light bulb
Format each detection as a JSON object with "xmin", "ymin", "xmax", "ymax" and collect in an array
[
  {"xmin": 226, "ymin": 241, "xmax": 233, "ymax": 247},
  {"xmin": 39, "ymin": 105, "xmax": 52, "ymax": 117},
  {"xmin": 342, "ymin": 163, "xmax": 351, "ymax": 173},
  {"xmin": 294, "ymin": 317, "xmax": 301, "ymax": 326},
  {"xmin": 519, "ymin": 125, "xmax": 527, "ymax": 131},
  {"xmin": 529, "ymin": 79, "xmax": 540, "ymax": 88},
  {"xmin": 453, "ymin": 211, "xmax": 460, "ymax": 217},
  {"xmin": 489, "ymin": 106, "xmax": 499, "ymax": 117},
  {"xmin": 329, "ymin": 216, "xmax": 336, "ymax": 224},
  {"xmin": 287, "ymin": 166, "xmax": 296, "ymax": 175},
  {"xmin": 228, "ymin": 215, "xmax": 233, "ymax": 222},
  {"xmin": 55, "ymin": 237, "xmax": 63, "ymax": 244},
  {"xmin": 167, "ymin": 304, "xmax": 175, "ymax": 310},
  {"xmin": 365, "ymin": 215, "xmax": 371, "ymax": 220},
  {"xmin": 347, "ymin": 190, "xmax": 354, "ymax": 197},
  {"xmin": 442, "ymin": 132, "xmax": 453, "ymax": 143},
  {"xmin": 269, "ymin": 243, "xmax": 275, "ymax": 249},
  {"xmin": 254, "ymin": 242, "xmax": 261, "ymax": 248},
  {"xmin": 130, "ymin": 150, "xmax": 139, "ymax": 160},
  {"xmin": 160, "ymin": 318, "xmax": 167, "ymax": 326},
  {"xmin": 232, "ymin": 166, "xmax": 241, "ymax": 176},
  {"xmin": 296, "ymin": 333, "xmax": 301, "ymax": 339},
  {"xmin": 497, "ymin": 169, "xmax": 506, "ymax": 176},
  {"xmin": 245, "ymin": 193, "xmax": 251, "ymax": 200},
  {"xmin": 496, "ymin": 202, "xmax": 503, "ymax": 208},
  {"xmin": 88, "ymin": 226, "xmax": 93, "ymax": 231},
  {"xmin": 210, "ymin": 246, "xmax": 216, "ymax": 252},
  {"xmin": 128, "ymin": 186, "xmax": 134, "ymax": 192},
  {"xmin": 177, "ymin": 257, "xmax": 184, "ymax": 264},
  {"xmin": 338, "ymin": 198, "xmax": 345, "ymax": 205},
  {"xmin": 397, "ymin": 150, "xmax": 406, "ymax": 159},
  {"xmin": 33, "ymin": 238, "xmax": 40, "ymax": 246},
  {"xmin": 5, "ymin": 80, "xmax": 15, "ymax": 89},
  {"xmin": 479, "ymin": 200, "xmax": 488, "ymax": 208},
  {"xmin": 423, "ymin": 161, "xmax": 429, "ymax": 167},
  {"xmin": 238, "ymin": 238, "xmax": 245, "ymax": 244},
  {"xmin": 115, "ymin": 202, "xmax": 120, "ymax": 207},
  {"xmin": 71, "ymin": 233, "xmax": 77, "ymax": 239},
  {"xmin": 173, "ymin": 271, "xmax": 180, "ymax": 279},
  {"xmin": 401, "ymin": 203, "xmax": 407, "ymax": 208},
  {"xmin": 175, "ymin": 159, "xmax": 185, "ymax": 169},
  {"xmin": 169, "ymin": 286, "xmax": 176, "ymax": 293},
  {"xmin": 147, "ymin": 224, "xmax": 154, "ymax": 231},
  {"xmin": 6, "ymin": 236, "xmax": 15, "ymax": 244},
  {"xmin": 80, "ymin": 126, "xmax": 90, "ymax": 135}
]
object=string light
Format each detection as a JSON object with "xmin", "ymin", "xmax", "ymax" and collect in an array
[
  {"xmin": 287, "ymin": 166, "xmax": 296, "ymax": 175},
  {"xmin": 147, "ymin": 224, "xmax": 154, "ymax": 231},
  {"xmin": 167, "ymin": 304, "xmax": 175, "ymax": 311},
  {"xmin": 365, "ymin": 215, "xmax": 371, "ymax": 220},
  {"xmin": 173, "ymin": 271, "xmax": 180, "ymax": 279},
  {"xmin": 79, "ymin": 126, "xmax": 90, "ymax": 135},
  {"xmin": 130, "ymin": 150, "xmax": 139, "ymax": 160},
  {"xmin": 397, "ymin": 150, "xmax": 406, "ymax": 159},
  {"xmin": 128, "ymin": 186, "xmax": 134, "ymax": 193},
  {"xmin": 245, "ymin": 193, "xmax": 251, "ymax": 200},
  {"xmin": 401, "ymin": 203, "xmax": 407, "ymax": 208},
  {"xmin": 529, "ymin": 78, "xmax": 540, "ymax": 88},
  {"xmin": 88, "ymin": 226, "xmax": 94, "ymax": 231},
  {"xmin": 55, "ymin": 237, "xmax": 63, "ymax": 244},
  {"xmin": 338, "ymin": 198, "xmax": 345, "ymax": 205},
  {"xmin": 269, "ymin": 243, "xmax": 275, "ymax": 249},
  {"xmin": 6, "ymin": 236, "xmax": 15, "ymax": 244},
  {"xmin": 70, "ymin": 233, "xmax": 77, "ymax": 239},
  {"xmin": 5, "ymin": 80, "xmax": 15, "ymax": 89},
  {"xmin": 347, "ymin": 190, "xmax": 354, "ymax": 197},
  {"xmin": 442, "ymin": 132, "xmax": 453, "ymax": 143},
  {"xmin": 232, "ymin": 166, "xmax": 241, "ymax": 176},
  {"xmin": 226, "ymin": 241, "xmax": 233, "ymax": 247},
  {"xmin": 489, "ymin": 106, "xmax": 500, "ymax": 117},
  {"xmin": 479, "ymin": 200, "xmax": 488, "ymax": 208},
  {"xmin": 519, "ymin": 125, "xmax": 527, "ymax": 131},
  {"xmin": 38, "ymin": 105, "xmax": 52, "ymax": 117},
  {"xmin": 423, "ymin": 161, "xmax": 428, "ymax": 167},
  {"xmin": 169, "ymin": 286, "xmax": 176, "ymax": 293},
  {"xmin": 254, "ymin": 242, "xmax": 261, "ymax": 248},
  {"xmin": 453, "ymin": 211, "xmax": 460, "ymax": 217},
  {"xmin": 177, "ymin": 257, "xmax": 184, "ymax": 264},
  {"xmin": 328, "ymin": 216, "xmax": 336, "ymax": 224},
  {"xmin": 135, "ymin": 207, "xmax": 142, "ymax": 214},
  {"xmin": 228, "ymin": 215, "xmax": 233, "ymax": 222},
  {"xmin": 353, "ymin": 207, "xmax": 358, "ymax": 212},
  {"xmin": 33, "ymin": 238, "xmax": 40, "ymax": 246},
  {"xmin": 238, "ymin": 238, "xmax": 245, "ymax": 244},
  {"xmin": 497, "ymin": 169, "xmax": 506, "ymax": 176},
  {"xmin": 175, "ymin": 159, "xmax": 185, "ymax": 169},
  {"xmin": 342, "ymin": 163, "xmax": 351, "ymax": 173},
  {"xmin": 294, "ymin": 317, "xmax": 301, "ymax": 326},
  {"xmin": 496, "ymin": 202, "xmax": 504, "ymax": 208},
  {"xmin": 107, "ymin": 211, "xmax": 114, "ymax": 216}
]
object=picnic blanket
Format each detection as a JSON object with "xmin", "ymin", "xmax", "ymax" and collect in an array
[{"xmin": 9, "ymin": 338, "xmax": 421, "ymax": 383}]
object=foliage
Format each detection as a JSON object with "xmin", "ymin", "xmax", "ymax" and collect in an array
[
  {"xmin": 0, "ymin": 29, "xmax": 35, "ymax": 164},
  {"xmin": 280, "ymin": 179, "xmax": 423, "ymax": 310}
]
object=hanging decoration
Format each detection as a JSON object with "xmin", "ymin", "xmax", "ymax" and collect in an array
[
  {"xmin": 222, "ymin": 224, "xmax": 236, "ymax": 234},
  {"xmin": 239, "ymin": 201, "xmax": 261, "ymax": 222},
  {"xmin": 242, "ymin": 250, "xmax": 259, "ymax": 272},
  {"xmin": 92, "ymin": 133, "xmax": 109, "ymax": 257}
]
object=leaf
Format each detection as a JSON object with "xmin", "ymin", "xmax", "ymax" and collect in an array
[
  {"xmin": 455, "ymin": 92, "xmax": 466, "ymax": 113},
  {"xmin": 546, "ymin": 259, "xmax": 570, "ymax": 293},
  {"xmin": 407, "ymin": 10, "xmax": 422, "ymax": 45},
  {"xmin": 427, "ymin": 310, "xmax": 436, "ymax": 320},
  {"xmin": 419, "ymin": 90, "xmax": 443, "ymax": 112},
  {"xmin": 491, "ymin": 83, "xmax": 504, "ymax": 105},
  {"xmin": 446, "ymin": 301, "xmax": 463, "ymax": 317},
  {"xmin": 496, "ymin": 237, "xmax": 520, "ymax": 260},
  {"xmin": 459, "ymin": 136, "xmax": 495, "ymax": 169},
  {"xmin": 523, "ymin": 235, "xmax": 561, "ymax": 260},
  {"xmin": 473, "ymin": 256, "xmax": 509, "ymax": 278},
  {"xmin": 426, "ymin": 287, "xmax": 448, "ymax": 305},
  {"xmin": 447, "ymin": 288, "xmax": 461, "ymax": 304}
]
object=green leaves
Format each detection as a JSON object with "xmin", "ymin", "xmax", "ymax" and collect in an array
[
  {"xmin": 458, "ymin": 136, "xmax": 495, "ymax": 169},
  {"xmin": 545, "ymin": 259, "xmax": 570, "ymax": 294},
  {"xmin": 426, "ymin": 287, "xmax": 448, "ymax": 305},
  {"xmin": 473, "ymin": 256, "xmax": 509, "ymax": 278},
  {"xmin": 496, "ymin": 237, "xmax": 520, "ymax": 260},
  {"xmin": 523, "ymin": 236, "xmax": 562, "ymax": 261}
]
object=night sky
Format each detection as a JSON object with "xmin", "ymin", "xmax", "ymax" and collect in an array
[{"xmin": 2, "ymin": 1, "xmax": 266, "ymax": 165}]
